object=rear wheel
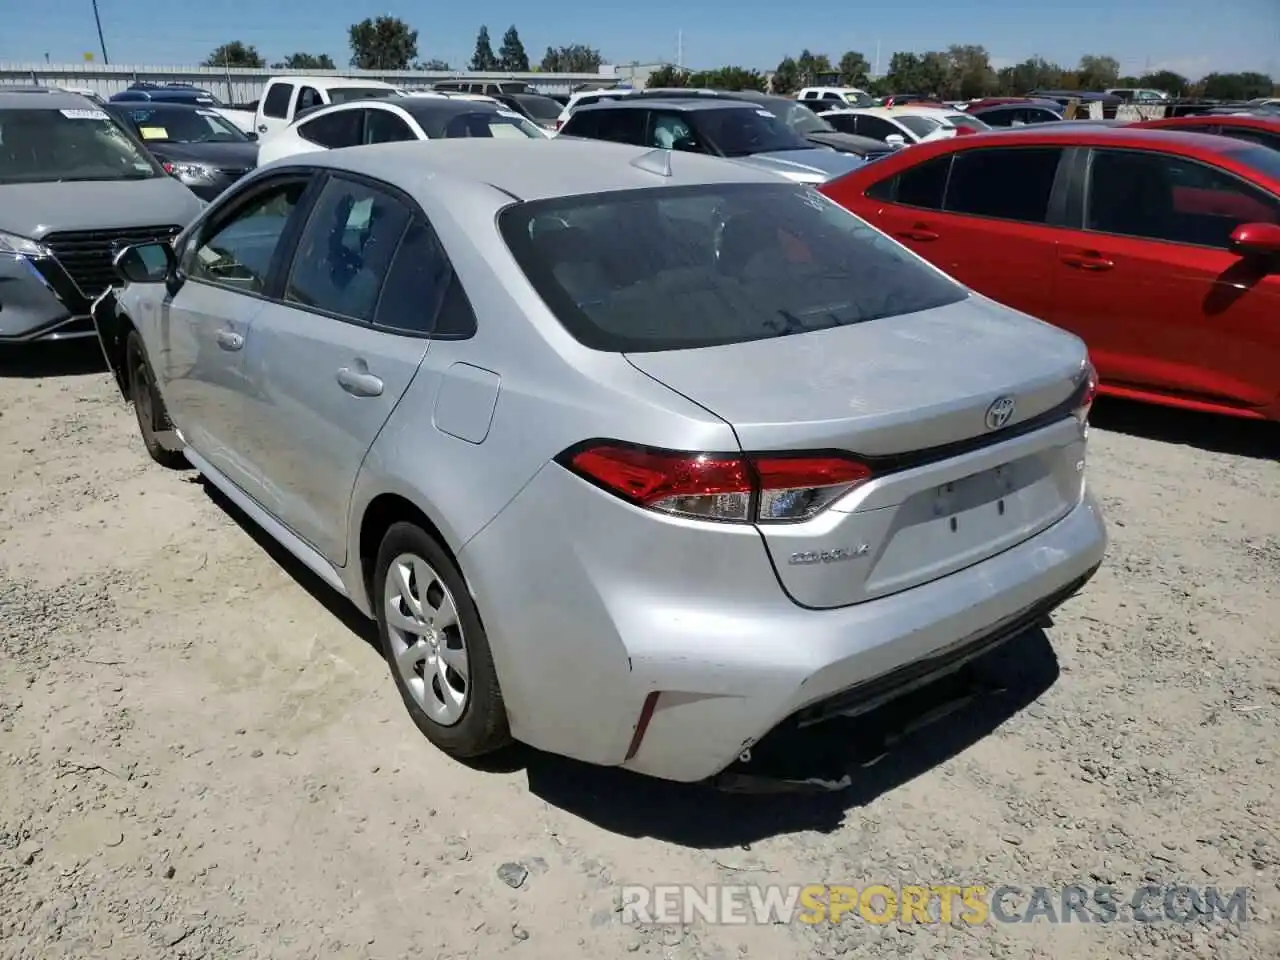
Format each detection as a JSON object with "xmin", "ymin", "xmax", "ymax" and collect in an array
[
  {"xmin": 125, "ymin": 331, "xmax": 187, "ymax": 470},
  {"xmin": 374, "ymin": 521, "xmax": 510, "ymax": 758}
]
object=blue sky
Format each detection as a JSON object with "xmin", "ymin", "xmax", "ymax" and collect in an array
[{"xmin": 3, "ymin": 0, "xmax": 1276, "ymax": 79}]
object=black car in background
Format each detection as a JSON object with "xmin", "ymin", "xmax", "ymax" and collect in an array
[
  {"xmin": 104, "ymin": 102, "xmax": 258, "ymax": 201},
  {"xmin": 492, "ymin": 92, "xmax": 564, "ymax": 130}
]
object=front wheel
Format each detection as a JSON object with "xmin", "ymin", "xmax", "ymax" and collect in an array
[
  {"xmin": 125, "ymin": 331, "xmax": 187, "ymax": 470},
  {"xmin": 374, "ymin": 522, "xmax": 511, "ymax": 758}
]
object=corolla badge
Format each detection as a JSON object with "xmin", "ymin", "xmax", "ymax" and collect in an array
[
  {"xmin": 789, "ymin": 544, "xmax": 870, "ymax": 565},
  {"xmin": 985, "ymin": 396, "xmax": 1016, "ymax": 431}
]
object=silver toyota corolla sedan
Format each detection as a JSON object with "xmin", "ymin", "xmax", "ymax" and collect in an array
[{"xmin": 92, "ymin": 137, "xmax": 1107, "ymax": 783}]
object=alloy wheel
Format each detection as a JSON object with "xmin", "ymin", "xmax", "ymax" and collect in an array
[{"xmin": 383, "ymin": 552, "xmax": 470, "ymax": 726}]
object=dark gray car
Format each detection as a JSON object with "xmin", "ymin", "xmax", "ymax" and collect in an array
[{"xmin": 0, "ymin": 89, "xmax": 205, "ymax": 343}]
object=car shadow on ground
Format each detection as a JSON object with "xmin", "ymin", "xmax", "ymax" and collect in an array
[
  {"xmin": 198, "ymin": 475, "xmax": 1062, "ymax": 847},
  {"xmin": 0, "ymin": 340, "xmax": 108, "ymax": 378},
  {"xmin": 1091, "ymin": 396, "xmax": 1278, "ymax": 461}
]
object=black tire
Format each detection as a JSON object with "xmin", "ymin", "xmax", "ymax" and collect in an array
[
  {"xmin": 125, "ymin": 331, "xmax": 188, "ymax": 470},
  {"xmin": 374, "ymin": 521, "xmax": 511, "ymax": 758}
]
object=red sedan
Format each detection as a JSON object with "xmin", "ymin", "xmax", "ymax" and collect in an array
[
  {"xmin": 1129, "ymin": 113, "xmax": 1280, "ymax": 153},
  {"xmin": 820, "ymin": 126, "xmax": 1280, "ymax": 421}
]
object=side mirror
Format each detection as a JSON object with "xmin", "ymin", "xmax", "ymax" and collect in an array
[
  {"xmin": 884, "ymin": 134, "xmax": 907, "ymax": 148},
  {"xmin": 1229, "ymin": 222, "xmax": 1280, "ymax": 257},
  {"xmin": 113, "ymin": 240, "xmax": 175, "ymax": 285},
  {"xmin": 245, "ymin": 131, "xmax": 259, "ymax": 141}
]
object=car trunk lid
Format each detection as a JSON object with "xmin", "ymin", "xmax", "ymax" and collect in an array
[{"xmin": 624, "ymin": 295, "xmax": 1093, "ymax": 608}]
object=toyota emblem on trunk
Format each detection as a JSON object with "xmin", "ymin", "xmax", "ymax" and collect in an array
[{"xmin": 985, "ymin": 396, "xmax": 1016, "ymax": 430}]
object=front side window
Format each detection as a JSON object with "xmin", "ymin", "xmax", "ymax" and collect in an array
[
  {"xmin": 1221, "ymin": 128, "xmax": 1280, "ymax": 152},
  {"xmin": 186, "ymin": 179, "xmax": 309, "ymax": 293},
  {"xmin": 498, "ymin": 182, "xmax": 967, "ymax": 352},
  {"xmin": 1087, "ymin": 149, "xmax": 1280, "ymax": 248},
  {"xmin": 285, "ymin": 178, "xmax": 412, "ymax": 322},
  {"xmin": 262, "ymin": 83, "xmax": 292, "ymax": 119},
  {"xmin": 297, "ymin": 109, "xmax": 364, "ymax": 148},
  {"xmin": 0, "ymin": 107, "xmax": 162, "ymax": 184},
  {"xmin": 945, "ymin": 147, "xmax": 1063, "ymax": 223},
  {"xmin": 648, "ymin": 111, "xmax": 698, "ymax": 150},
  {"xmin": 695, "ymin": 107, "xmax": 811, "ymax": 156}
]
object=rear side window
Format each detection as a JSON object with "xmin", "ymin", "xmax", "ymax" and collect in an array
[
  {"xmin": 945, "ymin": 147, "xmax": 1063, "ymax": 223},
  {"xmin": 888, "ymin": 155, "xmax": 952, "ymax": 208},
  {"xmin": 284, "ymin": 177, "xmax": 412, "ymax": 322},
  {"xmin": 296, "ymin": 86, "xmax": 323, "ymax": 113},
  {"xmin": 298, "ymin": 109, "xmax": 364, "ymax": 148},
  {"xmin": 373, "ymin": 219, "xmax": 467, "ymax": 335},
  {"xmin": 262, "ymin": 82, "xmax": 293, "ymax": 119},
  {"xmin": 498, "ymin": 182, "xmax": 966, "ymax": 352},
  {"xmin": 569, "ymin": 108, "xmax": 645, "ymax": 144}
]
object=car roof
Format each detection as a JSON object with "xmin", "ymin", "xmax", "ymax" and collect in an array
[
  {"xmin": 105, "ymin": 100, "xmax": 208, "ymax": 112},
  {"xmin": 0, "ymin": 89, "xmax": 102, "ymax": 111},
  {"xmin": 291, "ymin": 138, "xmax": 781, "ymax": 202},
  {"xmin": 271, "ymin": 75, "xmax": 396, "ymax": 90},
  {"xmin": 941, "ymin": 125, "xmax": 1264, "ymax": 154},
  {"xmin": 572, "ymin": 97, "xmax": 758, "ymax": 114}
]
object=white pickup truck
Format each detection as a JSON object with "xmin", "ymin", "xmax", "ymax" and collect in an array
[{"xmin": 254, "ymin": 75, "xmax": 400, "ymax": 138}]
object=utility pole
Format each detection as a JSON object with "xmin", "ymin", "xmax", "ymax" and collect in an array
[
  {"xmin": 676, "ymin": 30, "xmax": 683, "ymax": 69},
  {"xmin": 874, "ymin": 39, "xmax": 881, "ymax": 78},
  {"xmin": 91, "ymin": 0, "xmax": 110, "ymax": 63}
]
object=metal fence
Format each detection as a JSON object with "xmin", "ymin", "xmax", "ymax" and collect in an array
[{"xmin": 0, "ymin": 61, "xmax": 618, "ymax": 102}]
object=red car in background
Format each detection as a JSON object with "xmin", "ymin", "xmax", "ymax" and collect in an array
[
  {"xmin": 1129, "ymin": 113, "xmax": 1280, "ymax": 153},
  {"xmin": 820, "ymin": 127, "xmax": 1280, "ymax": 421}
]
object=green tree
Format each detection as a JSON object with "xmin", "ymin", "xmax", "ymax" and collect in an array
[
  {"xmin": 946, "ymin": 44, "xmax": 995, "ymax": 98},
  {"xmin": 1074, "ymin": 54, "xmax": 1121, "ymax": 91},
  {"xmin": 1000, "ymin": 56, "xmax": 1066, "ymax": 94},
  {"xmin": 498, "ymin": 25, "xmax": 529, "ymax": 72},
  {"xmin": 540, "ymin": 44, "xmax": 604, "ymax": 73},
  {"xmin": 771, "ymin": 56, "xmax": 800, "ymax": 94},
  {"xmin": 687, "ymin": 66, "xmax": 767, "ymax": 91},
  {"xmin": 271, "ymin": 52, "xmax": 335, "ymax": 70},
  {"xmin": 1136, "ymin": 70, "xmax": 1189, "ymax": 96},
  {"xmin": 645, "ymin": 64, "xmax": 691, "ymax": 88},
  {"xmin": 348, "ymin": 17, "xmax": 417, "ymax": 70},
  {"xmin": 795, "ymin": 49, "xmax": 833, "ymax": 84},
  {"xmin": 203, "ymin": 41, "xmax": 265, "ymax": 69},
  {"xmin": 918, "ymin": 51, "xmax": 951, "ymax": 95},
  {"xmin": 470, "ymin": 26, "xmax": 498, "ymax": 71},
  {"xmin": 837, "ymin": 50, "xmax": 870, "ymax": 87},
  {"xmin": 884, "ymin": 51, "xmax": 923, "ymax": 92},
  {"xmin": 416, "ymin": 58, "xmax": 450, "ymax": 71},
  {"xmin": 1201, "ymin": 71, "xmax": 1274, "ymax": 99}
]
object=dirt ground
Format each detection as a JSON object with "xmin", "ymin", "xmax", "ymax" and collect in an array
[{"xmin": 2, "ymin": 342, "xmax": 1278, "ymax": 960}]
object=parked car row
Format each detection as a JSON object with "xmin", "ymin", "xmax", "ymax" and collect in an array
[{"xmin": 3, "ymin": 78, "xmax": 1275, "ymax": 787}]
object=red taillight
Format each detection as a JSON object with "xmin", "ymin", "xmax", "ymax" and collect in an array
[
  {"xmin": 162, "ymin": 161, "xmax": 175, "ymax": 175},
  {"xmin": 561, "ymin": 443, "xmax": 873, "ymax": 523},
  {"xmin": 554, "ymin": 118, "xmax": 564, "ymax": 131},
  {"xmin": 1074, "ymin": 361, "xmax": 1099, "ymax": 423}
]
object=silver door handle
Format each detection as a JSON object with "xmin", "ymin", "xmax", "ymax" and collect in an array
[
  {"xmin": 336, "ymin": 367, "xmax": 384, "ymax": 397},
  {"xmin": 215, "ymin": 330, "xmax": 244, "ymax": 351}
]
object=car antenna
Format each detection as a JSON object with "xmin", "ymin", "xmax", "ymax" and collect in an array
[{"xmin": 630, "ymin": 148, "xmax": 673, "ymax": 177}]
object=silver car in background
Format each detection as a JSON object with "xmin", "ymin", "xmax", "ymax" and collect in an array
[
  {"xmin": 0, "ymin": 89, "xmax": 205, "ymax": 343},
  {"xmin": 94, "ymin": 138, "xmax": 1106, "ymax": 783}
]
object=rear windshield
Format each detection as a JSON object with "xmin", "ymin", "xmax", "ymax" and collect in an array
[
  {"xmin": 498, "ymin": 182, "xmax": 967, "ymax": 352},
  {"xmin": 1228, "ymin": 145, "xmax": 1280, "ymax": 181},
  {"xmin": 328, "ymin": 87, "xmax": 398, "ymax": 105},
  {"xmin": 897, "ymin": 115, "xmax": 942, "ymax": 138},
  {"xmin": 697, "ymin": 107, "xmax": 811, "ymax": 156},
  {"xmin": 514, "ymin": 95, "xmax": 563, "ymax": 120},
  {"xmin": 439, "ymin": 110, "xmax": 543, "ymax": 139},
  {"xmin": 0, "ymin": 106, "xmax": 161, "ymax": 184}
]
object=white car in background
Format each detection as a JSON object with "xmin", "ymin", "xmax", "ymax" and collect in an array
[
  {"xmin": 796, "ymin": 86, "xmax": 875, "ymax": 109},
  {"xmin": 553, "ymin": 88, "xmax": 636, "ymax": 132},
  {"xmin": 817, "ymin": 105, "xmax": 990, "ymax": 147},
  {"xmin": 254, "ymin": 75, "xmax": 401, "ymax": 139},
  {"xmin": 256, "ymin": 96, "xmax": 546, "ymax": 166}
]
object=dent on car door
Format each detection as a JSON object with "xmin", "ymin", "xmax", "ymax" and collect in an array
[
  {"xmin": 163, "ymin": 175, "xmax": 314, "ymax": 491},
  {"xmin": 1051, "ymin": 148, "xmax": 1280, "ymax": 411},
  {"xmin": 240, "ymin": 175, "xmax": 434, "ymax": 563}
]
